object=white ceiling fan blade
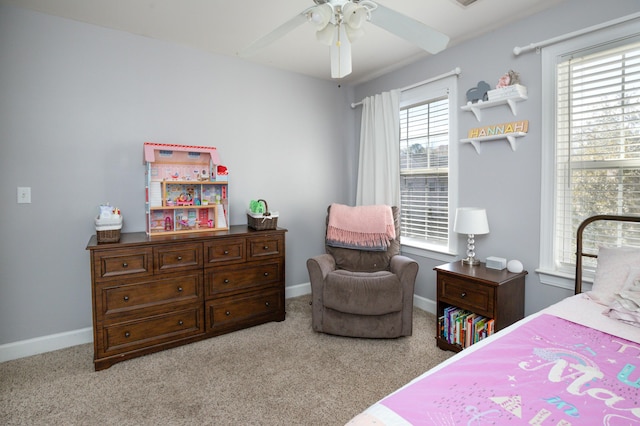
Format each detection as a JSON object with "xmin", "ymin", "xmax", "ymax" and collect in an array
[
  {"xmin": 369, "ymin": 4, "xmax": 450, "ymax": 54},
  {"xmin": 239, "ymin": 13, "xmax": 309, "ymax": 57}
]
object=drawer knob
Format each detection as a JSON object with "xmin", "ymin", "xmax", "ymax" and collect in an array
[
  {"xmin": 123, "ymin": 296, "xmax": 129, "ymax": 302},
  {"xmin": 225, "ymin": 311, "xmax": 231, "ymax": 316},
  {"xmin": 178, "ymin": 320, "xmax": 183, "ymax": 326},
  {"xmin": 265, "ymin": 301, "xmax": 270, "ymax": 307},
  {"xmin": 177, "ymin": 286, "xmax": 183, "ymax": 292},
  {"xmin": 461, "ymin": 292, "xmax": 467, "ymax": 298},
  {"xmin": 263, "ymin": 246, "xmax": 269, "ymax": 250},
  {"xmin": 124, "ymin": 331, "xmax": 130, "ymax": 338},
  {"xmin": 263, "ymin": 272, "xmax": 269, "ymax": 277},
  {"xmin": 177, "ymin": 256, "xmax": 183, "ymax": 261},
  {"xmin": 224, "ymin": 250, "xmax": 229, "ymax": 255},
  {"xmin": 224, "ymin": 279, "xmax": 230, "ymax": 284},
  {"xmin": 122, "ymin": 262, "xmax": 128, "ymax": 268}
]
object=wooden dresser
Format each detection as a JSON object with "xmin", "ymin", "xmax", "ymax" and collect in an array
[{"xmin": 86, "ymin": 226, "xmax": 286, "ymax": 370}]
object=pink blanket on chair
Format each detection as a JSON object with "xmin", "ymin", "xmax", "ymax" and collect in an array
[{"xmin": 326, "ymin": 204, "xmax": 395, "ymax": 251}]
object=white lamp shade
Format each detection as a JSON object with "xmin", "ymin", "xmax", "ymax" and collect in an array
[{"xmin": 454, "ymin": 208, "xmax": 489, "ymax": 235}]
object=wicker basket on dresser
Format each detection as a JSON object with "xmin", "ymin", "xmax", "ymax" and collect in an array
[{"xmin": 86, "ymin": 225, "xmax": 286, "ymax": 371}]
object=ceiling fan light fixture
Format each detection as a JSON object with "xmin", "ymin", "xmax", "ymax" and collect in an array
[
  {"xmin": 316, "ymin": 23, "xmax": 336, "ymax": 45},
  {"xmin": 308, "ymin": 4, "xmax": 333, "ymax": 30},
  {"xmin": 345, "ymin": 25, "xmax": 365, "ymax": 42},
  {"xmin": 342, "ymin": 3, "xmax": 368, "ymax": 29},
  {"xmin": 330, "ymin": 24, "xmax": 352, "ymax": 78}
]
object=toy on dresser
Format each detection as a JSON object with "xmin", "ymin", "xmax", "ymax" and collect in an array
[
  {"xmin": 144, "ymin": 142, "xmax": 229, "ymax": 235},
  {"xmin": 95, "ymin": 203, "xmax": 123, "ymax": 243}
]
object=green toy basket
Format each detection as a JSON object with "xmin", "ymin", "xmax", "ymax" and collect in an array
[{"xmin": 247, "ymin": 199, "xmax": 278, "ymax": 230}]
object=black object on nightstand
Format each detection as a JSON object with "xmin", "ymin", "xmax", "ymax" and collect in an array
[{"xmin": 434, "ymin": 261, "xmax": 527, "ymax": 352}]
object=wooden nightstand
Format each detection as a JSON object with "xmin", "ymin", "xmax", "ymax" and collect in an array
[{"xmin": 434, "ymin": 261, "xmax": 526, "ymax": 352}]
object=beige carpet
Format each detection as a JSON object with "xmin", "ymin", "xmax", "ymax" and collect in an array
[{"xmin": 0, "ymin": 295, "xmax": 453, "ymax": 425}]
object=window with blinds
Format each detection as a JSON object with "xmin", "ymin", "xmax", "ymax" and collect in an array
[
  {"xmin": 400, "ymin": 96, "xmax": 449, "ymax": 248},
  {"xmin": 554, "ymin": 40, "xmax": 640, "ymax": 271}
]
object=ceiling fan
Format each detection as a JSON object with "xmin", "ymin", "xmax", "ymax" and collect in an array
[{"xmin": 239, "ymin": 0, "xmax": 450, "ymax": 79}]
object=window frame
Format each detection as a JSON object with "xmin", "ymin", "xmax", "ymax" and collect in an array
[
  {"xmin": 399, "ymin": 76, "xmax": 459, "ymax": 261},
  {"xmin": 538, "ymin": 21, "xmax": 640, "ymax": 290}
]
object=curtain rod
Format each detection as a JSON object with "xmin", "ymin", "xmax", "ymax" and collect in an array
[
  {"xmin": 350, "ymin": 67, "xmax": 462, "ymax": 109},
  {"xmin": 513, "ymin": 11, "xmax": 640, "ymax": 56}
]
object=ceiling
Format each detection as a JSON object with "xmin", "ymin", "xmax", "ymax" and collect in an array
[{"xmin": 2, "ymin": 0, "xmax": 567, "ymax": 83}]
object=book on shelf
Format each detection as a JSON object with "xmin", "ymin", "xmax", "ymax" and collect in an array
[{"xmin": 440, "ymin": 306, "xmax": 496, "ymax": 348}]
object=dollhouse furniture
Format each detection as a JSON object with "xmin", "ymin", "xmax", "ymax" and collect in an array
[
  {"xmin": 306, "ymin": 205, "xmax": 418, "ymax": 338},
  {"xmin": 86, "ymin": 225, "xmax": 286, "ymax": 371}
]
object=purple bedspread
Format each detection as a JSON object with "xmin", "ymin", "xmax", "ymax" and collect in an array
[{"xmin": 380, "ymin": 314, "xmax": 640, "ymax": 425}]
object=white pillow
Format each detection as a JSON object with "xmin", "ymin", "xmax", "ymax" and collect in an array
[
  {"xmin": 603, "ymin": 267, "xmax": 640, "ymax": 327},
  {"xmin": 588, "ymin": 246, "xmax": 640, "ymax": 305}
]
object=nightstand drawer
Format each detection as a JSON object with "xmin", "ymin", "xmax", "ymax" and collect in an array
[
  {"xmin": 154, "ymin": 243, "xmax": 203, "ymax": 273},
  {"xmin": 438, "ymin": 275, "xmax": 494, "ymax": 318}
]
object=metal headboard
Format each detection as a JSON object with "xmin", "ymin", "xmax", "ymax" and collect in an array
[{"xmin": 575, "ymin": 214, "xmax": 640, "ymax": 294}]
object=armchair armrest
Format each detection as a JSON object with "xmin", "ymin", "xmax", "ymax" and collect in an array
[
  {"xmin": 390, "ymin": 255, "xmax": 419, "ymax": 285},
  {"xmin": 307, "ymin": 254, "xmax": 337, "ymax": 332},
  {"xmin": 307, "ymin": 254, "xmax": 336, "ymax": 280},
  {"xmin": 390, "ymin": 255, "xmax": 419, "ymax": 336}
]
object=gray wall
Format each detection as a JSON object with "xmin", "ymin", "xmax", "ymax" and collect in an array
[
  {"xmin": 2, "ymin": 0, "xmax": 638, "ymax": 349},
  {"xmin": 354, "ymin": 0, "xmax": 640, "ymax": 315},
  {"xmin": 0, "ymin": 4, "xmax": 356, "ymax": 345}
]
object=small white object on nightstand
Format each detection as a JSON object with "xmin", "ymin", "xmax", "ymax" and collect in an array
[
  {"xmin": 507, "ymin": 259, "xmax": 524, "ymax": 273},
  {"xmin": 486, "ymin": 256, "xmax": 506, "ymax": 270}
]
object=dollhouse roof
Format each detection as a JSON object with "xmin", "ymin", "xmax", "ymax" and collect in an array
[{"xmin": 143, "ymin": 142, "xmax": 220, "ymax": 164}]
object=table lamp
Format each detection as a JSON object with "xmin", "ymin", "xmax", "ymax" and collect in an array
[{"xmin": 454, "ymin": 207, "xmax": 489, "ymax": 265}]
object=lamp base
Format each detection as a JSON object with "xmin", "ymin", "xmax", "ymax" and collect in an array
[{"xmin": 461, "ymin": 257, "xmax": 480, "ymax": 266}]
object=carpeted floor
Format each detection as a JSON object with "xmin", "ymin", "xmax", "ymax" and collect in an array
[{"xmin": 0, "ymin": 295, "xmax": 453, "ymax": 425}]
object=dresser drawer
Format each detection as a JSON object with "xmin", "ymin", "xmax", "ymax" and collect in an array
[
  {"xmin": 205, "ymin": 261, "xmax": 282, "ymax": 297},
  {"xmin": 101, "ymin": 306, "xmax": 204, "ymax": 356},
  {"xmin": 247, "ymin": 235, "xmax": 284, "ymax": 261},
  {"xmin": 438, "ymin": 274, "xmax": 494, "ymax": 318},
  {"xmin": 206, "ymin": 288, "xmax": 283, "ymax": 331},
  {"xmin": 99, "ymin": 273, "xmax": 203, "ymax": 317},
  {"xmin": 154, "ymin": 242, "xmax": 203, "ymax": 273},
  {"xmin": 204, "ymin": 237, "xmax": 246, "ymax": 266},
  {"xmin": 93, "ymin": 247, "xmax": 153, "ymax": 281}
]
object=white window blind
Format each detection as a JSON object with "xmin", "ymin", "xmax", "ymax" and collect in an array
[
  {"xmin": 554, "ymin": 40, "xmax": 640, "ymax": 271},
  {"xmin": 400, "ymin": 96, "xmax": 449, "ymax": 248}
]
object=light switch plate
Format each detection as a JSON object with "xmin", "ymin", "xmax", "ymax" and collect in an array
[{"xmin": 17, "ymin": 187, "xmax": 31, "ymax": 204}]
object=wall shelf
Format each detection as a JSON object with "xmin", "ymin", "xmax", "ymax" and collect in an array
[
  {"xmin": 460, "ymin": 132, "xmax": 527, "ymax": 154},
  {"xmin": 461, "ymin": 94, "xmax": 528, "ymax": 121}
]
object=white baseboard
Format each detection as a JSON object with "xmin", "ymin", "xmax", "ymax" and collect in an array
[
  {"xmin": 0, "ymin": 327, "xmax": 93, "ymax": 364},
  {"xmin": 0, "ymin": 284, "xmax": 435, "ymax": 364},
  {"xmin": 414, "ymin": 294, "xmax": 437, "ymax": 315},
  {"xmin": 0, "ymin": 285, "xmax": 314, "ymax": 364},
  {"xmin": 285, "ymin": 282, "xmax": 311, "ymax": 299}
]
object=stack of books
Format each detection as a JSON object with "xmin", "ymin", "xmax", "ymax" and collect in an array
[{"xmin": 439, "ymin": 306, "xmax": 495, "ymax": 349}]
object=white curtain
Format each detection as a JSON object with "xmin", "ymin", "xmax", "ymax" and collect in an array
[{"xmin": 355, "ymin": 90, "xmax": 400, "ymax": 207}]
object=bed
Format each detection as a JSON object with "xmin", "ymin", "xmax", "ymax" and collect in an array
[{"xmin": 347, "ymin": 215, "xmax": 640, "ymax": 425}]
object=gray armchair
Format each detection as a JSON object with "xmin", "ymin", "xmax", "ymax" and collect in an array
[{"xmin": 306, "ymin": 206, "xmax": 418, "ymax": 338}]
